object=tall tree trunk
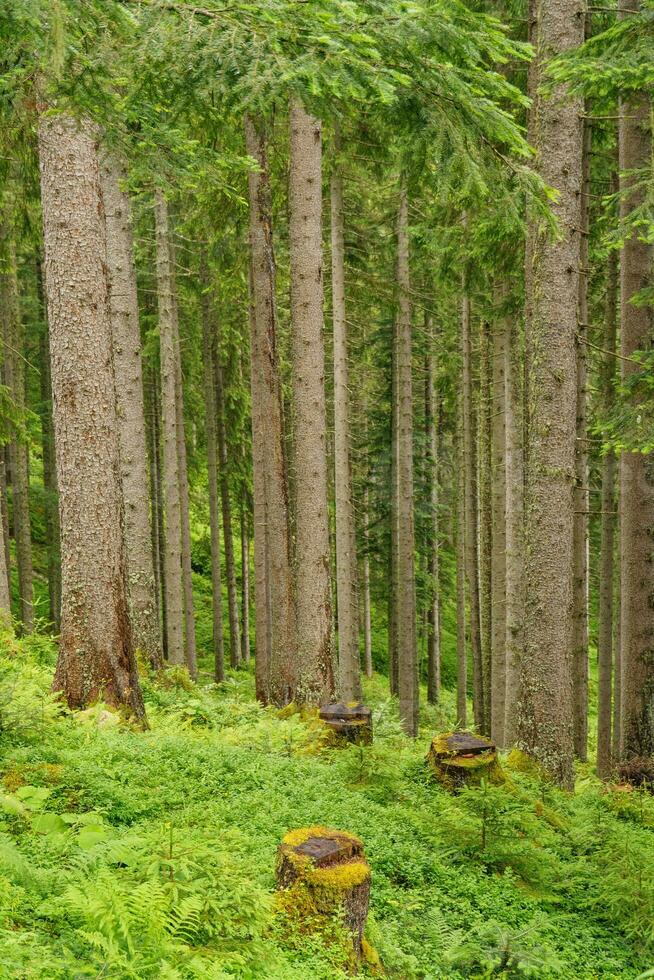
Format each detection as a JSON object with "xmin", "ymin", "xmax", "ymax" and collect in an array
[
  {"xmin": 100, "ymin": 153, "xmax": 161, "ymax": 668},
  {"xmin": 395, "ymin": 185, "xmax": 418, "ymax": 736},
  {"xmin": 504, "ymin": 308, "xmax": 524, "ymax": 747},
  {"xmin": 425, "ymin": 322, "xmax": 441, "ymax": 704},
  {"xmin": 573, "ymin": 117, "xmax": 592, "ymax": 761},
  {"xmin": 461, "ymin": 291, "xmax": 484, "ymax": 731},
  {"xmin": 0, "ymin": 225, "xmax": 34, "ymax": 632},
  {"xmin": 240, "ymin": 494, "xmax": 251, "ymax": 664},
  {"xmin": 362, "ymin": 486, "xmax": 373, "ymax": 679},
  {"xmin": 154, "ymin": 190, "xmax": 185, "ymax": 667},
  {"xmin": 456, "ymin": 410, "xmax": 468, "ymax": 728},
  {"xmin": 519, "ymin": 0, "xmax": 583, "ymax": 787},
  {"xmin": 39, "ymin": 114, "xmax": 144, "ymax": 719},
  {"xmin": 597, "ymin": 247, "xmax": 618, "ymax": 778},
  {"xmin": 147, "ymin": 361, "xmax": 166, "ymax": 656},
  {"xmin": 479, "ymin": 319, "xmax": 493, "ymax": 735},
  {"xmin": 200, "ymin": 259, "xmax": 226, "ymax": 682},
  {"xmin": 37, "ymin": 266, "xmax": 61, "ymax": 632},
  {"xmin": 288, "ymin": 98, "xmax": 334, "ymax": 705},
  {"xmin": 491, "ymin": 293, "xmax": 508, "ymax": 745},
  {"xmin": 0, "ymin": 453, "xmax": 9, "ymax": 596},
  {"xmin": 214, "ymin": 350, "xmax": 241, "ymax": 668},
  {"xmin": 245, "ymin": 115, "xmax": 296, "ymax": 705},
  {"xmin": 331, "ymin": 158, "xmax": 361, "ymax": 701},
  {"xmin": 389, "ymin": 295, "xmax": 399, "ymax": 697},
  {"xmin": 619, "ymin": 0, "xmax": 654, "ymax": 759},
  {"xmin": 613, "ymin": 532, "xmax": 622, "ymax": 756}
]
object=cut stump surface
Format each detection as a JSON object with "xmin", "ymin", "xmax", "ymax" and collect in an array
[
  {"xmin": 319, "ymin": 702, "xmax": 373, "ymax": 746},
  {"xmin": 426, "ymin": 731, "xmax": 504, "ymax": 791}
]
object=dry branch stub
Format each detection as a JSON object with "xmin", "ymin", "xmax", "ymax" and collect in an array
[
  {"xmin": 426, "ymin": 731, "xmax": 504, "ymax": 791},
  {"xmin": 319, "ymin": 702, "xmax": 373, "ymax": 745},
  {"xmin": 276, "ymin": 826, "xmax": 372, "ymax": 966}
]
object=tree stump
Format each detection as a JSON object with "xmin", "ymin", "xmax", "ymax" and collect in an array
[
  {"xmin": 276, "ymin": 826, "xmax": 371, "ymax": 963},
  {"xmin": 426, "ymin": 731, "xmax": 504, "ymax": 791},
  {"xmin": 319, "ymin": 703, "xmax": 373, "ymax": 746}
]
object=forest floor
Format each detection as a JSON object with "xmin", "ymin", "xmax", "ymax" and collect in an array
[{"xmin": 0, "ymin": 628, "xmax": 652, "ymax": 979}]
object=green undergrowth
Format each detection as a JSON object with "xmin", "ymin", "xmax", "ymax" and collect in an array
[{"xmin": 0, "ymin": 630, "xmax": 653, "ymax": 978}]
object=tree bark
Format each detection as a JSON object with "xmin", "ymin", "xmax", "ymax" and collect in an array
[
  {"xmin": 480, "ymin": 319, "xmax": 493, "ymax": 735},
  {"xmin": 240, "ymin": 493, "xmax": 251, "ymax": 664},
  {"xmin": 395, "ymin": 185, "xmax": 418, "ymax": 736},
  {"xmin": 362, "ymin": 487, "xmax": 373, "ymax": 679},
  {"xmin": 490, "ymin": 294, "xmax": 508, "ymax": 745},
  {"xmin": 425, "ymin": 321, "xmax": 441, "ymax": 704},
  {"xmin": 519, "ymin": 0, "xmax": 583, "ymax": 787},
  {"xmin": 39, "ymin": 114, "xmax": 144, "ymax": 719},
  {"xmin": 618, "ymin": 0, "xmax": 654, "ymax": 759},
  {"xmin": 504, "ymin": 308, "xmax": 524, "ymax": 748},
  {"xmin": 154, "ymin": 190, "xmax": 185, "ymax": 668},
  {"xmin": 214, "ymin": 348, "xmax": 241, "ymax": 668},
  {"xmin": 331, "ymin": 158, "xmax": 361, "ymax": 702},
  {"xmin": 456, "ymin": 410, "xmax": 468, "ymax": 729},
  {"xmin": 245, "ymin": 115, "xmax": 296, "ymax": 705},
  {"xmin": 0, "ymin": 454, "xmax": 9, "ymax": 598},
  {"xmin": 389, "ymin": 290, "xmax": 399, "ymax": 698},
  {"xmin": 100, "ymin": 153, "xmax": 161, "ymax": 668},
  {"xmin": 288, "ymin": 98, "xmax": 334, "ymax": 705}
]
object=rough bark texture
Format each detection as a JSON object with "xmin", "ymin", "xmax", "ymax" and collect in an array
[
  {"xmin": 154, "ymin": 190, "xmax": 185, "ymax": 667},
  {"xmin": 39, "ymin": 114, "xmax": 144, "ymax": 719},
  {"xmin": 504, "ymin": 309, "xmax": 524, "ymax": 747},
  {"xmin": 330, "ymin": 162, "xmax": 361, "ymax": 701},
  {"xmin": 618, "ymin": 6, "xmax": 654, "ymax": 759},
  {"xmin": 288, "ymin": 99, "xmax": 334, "ymax": 705},
  {"xmin": 490, "ymin": 295, "xmax": 508, "ymax": 745},
  {"xmin": 597, "ymin": 247, "xmax": 618, "ymax": 778},
  {"xmin": 214, "ymin": 349, "xmax": 241, "ymax": 668},
  {"xmin": 395, "ymin": 187, "xmax": 418, "ymax": 736},
  {"xmin": 456, "ymin": 423, "xmax": 468, "ymax": 728},
  {"xmin": 100, "ymin": 153, "xmax": 161, "ymax": 668},
  {"xmin": 245, "ymin": 116, "xmax": 296, "ymax": 705},
  {"xmin": 425, "ymin": 325, "xmax": 441, "ymax": 705}
]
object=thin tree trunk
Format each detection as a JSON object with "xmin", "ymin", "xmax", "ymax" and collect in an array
[
  {"xmin": 389, "ymin": 294, "xmax": 399, "ymax": 697},
  {"xmin": 618, "ymin": 0, "xmax": 654, "ymax": 759},
  {"xmin": 519, "ymin": 0, "xmax": 583, "ymax": 787},
  {"xmin": 288, "ymin": 98, "xmax": 334, "ymax": 705},
  {"xmin": 504, "ymin": 307, "xmax": 524, "ymax": 747},
  {"xmin": 149, "ymin": 362, "xmax": 166, "ymax": 657},
  {"xmin": 0, "ymin": 453, "xmax": 9, "ymax": 597},
  {"xmin": 490, "ymin": 293, "xmax": 508, "ymax": 745},
  {"xmin": 480, "ymin": 319, "xmax": 493, "ymax": 736},
  {"xmin": 240, "ymin": 494, "xmax": 251, "ymax": 664},
  {"xmin": 362, "ymin": 486, "xmax": 373, "ymax": 679},
  {"xmin": 456, "ymin": 410, "xmax": 468, "ymax": 728},
  {"xmin": 39, "ymin": 114, "xmax": 144, "ymax": 719},
  {"xmin": 101, "ymin": 153, "xmax": 161, "ymax": 668},
  {"xmin": 395, "ymin": 185, "xmax": 418, "ymax": 736},
  {"xmin": 331, "ymin": 157, "xmax": 361, "ymax": 701},
  {"xmin": 245, "ymin": 115, "xmax": 296, "ymax": 705},
  {"xmin": 37, "ymin": 267, "xmax": 61, "ymax": 632},
  {"xmin": 597, "ymin": 246, "xmax": 618, "ymax": 779},
  {"xmin": 214, "ymin": 349, "xmax": 241, "ymax": 668},
  {"xmin": 154, "ymin": 189, "xmax": 185, "ymax": 667},
  {"xmin": 612, "ymin": 529, "xmax": 622, "ymax": 756},
  {"xmin": 425, "ymin": 321, "xmax": 441, "ymax": 704}
]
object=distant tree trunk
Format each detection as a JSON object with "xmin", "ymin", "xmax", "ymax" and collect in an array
[
  {"xmin": 388, "ymin": 300, "xmax": 399, "ymax": 697},
  {"xmin": 503, "ymin": 308, "xmax": 524, "ymax": 748},
  {"xmin": 288, "ymin": 98, "xmax": 334, "ymax": 705},
  {"xmin": 395, "ymin": 185, "xmax": 418, "ymax": 736},
  {"xmin": 455, "ymin": 411, "xmax": 468, "ymax": 728},
  {"xmin": 245, "ymin": 115, "xmax": 296, "ymax": 705},
  {"xmin": 100, "ymin": 153, "xmax": 161, "ymax": 669},
  {"xmin": 39, "ymin": 114, "xmax": 144, "ymax": 719},
  {"xmin": 362, "ymin": 487, "xmax": 373, "ymax": 679},
  {"xmin": 154, "ymin": 190, "xmax": 185, "ymax": 668},
  {"xmin": 479, "ymin": 320, "xmax": 493, "ymax": 735},
  {"xmin": 425, "ymin": 321, "xmax": 441, "ymax": 704},
  {"xmin": 572, "ymin": 117, "xmax": 592, "ymax": 761},
  {"xmin": 0, "ymin": 454, "xmax": 9, "ymax": 595},
  {"xmin": 613, "ymin": 535, "xmax": 622, "ymax": 756},
  {"xmin": 240, "ymin": 494, "xmax": 251, "ymax": 664},
  {"xmin": 331, "ymin": 157, "xmax": 361, "ymax": 702},
  {"xmin": 147, "ymin": 361, "xmax": 166, "ymax": 654},
  {"xmin": 490, "ymin": 294, "xmax": 508, "ymax": 745},
  {"xmin": 0, "ymin": 226, "xmax": 34, "ymax": 632},
  {"xmin": 0, "ymin": 492, "xmax": 9, "ymax": 622},
  {"xmin": 519, "ymin": 0, "xmax": 583, "ymax": 787},
  {"xmin": 618, "ymin": 0, "xmax": 654, "ymax": 759},
  {"xmin": 597, "ymin": 247, "xmax": 618, "ymax": 778},
  {"xmin": 200, "ymin": 258, "xmax": 226, "ymax": 682},
  {"xmin": 461, "ymin": 291, "xmax": 483, "ymax": 731},
  {"xmin": 214, "ymin": 350, "xmax": 241, "ymax": 668}
]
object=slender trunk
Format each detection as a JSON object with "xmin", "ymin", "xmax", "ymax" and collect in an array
[
  {"xmin": 389, "ymin": 296, "xmax": 399, "ymax": 697},
  {"xmin": 245, "ymin": 115, "xmax": 296, "ymax": 705},
  {"xmin": 573, "ymin": 116, "xmax": 592, "ymax": 760},
  {"xmin": 154, "ymin": 190, "xmax": 185, "ymax": 667},
  {"xmin": 395, "ymin": 186, "xmax": 418, "ymax": 736},
  {"xmin": 331, "ymin": 158, "xmax": 361, "ymax": 701},
  {"xmin": 504, "ymin": 309, "xmax": 524, "ymax": 747},
  {"xmin": 461, "ymin": 291, "xmax": 483, "ymax": 730},
  {"xmin": 214, "ymin": 349, "xmax": 241, "ymax": 668},
  {"xmin": 39, "ymin": 114, "xmax": 144, "ymax": 718},
  {"xmin": 425, "ymin": 321, "xmax": 441, "ymax": 704},
  {"xmin": 0, "ymin": 454, "xmax": 9, "ymax": 596},
  {"xmin": 479, "ymin": 319, "xmax": 493, "ymax": 735},
  {"xmin": 288, "ymin": 98, "xmax": 334, "ymax": 704},
  {"xmin": 519, "ymin": 0, "xmax": 583, "ymax": 787},
  {"xmin": 619, "ymin": 1, "xmax": 654, "ymax": 759},
  {"xmin": 240, "ymin": 494, "xmax": 251, "ymax": 664},
  {"xmin": 37, "ymin": 269, "xmax": 61, "ymax": 632},
  {"xmin": 362, "ymin": 487, "xmax": 373, "ymax": 679},
  {"xmin": 101, "ymin": 154, "xmax": 161, "ymax": 668},
  {"xmin": 613, "ymin": 528, "xmax": 622, "ymax": 756},
  {"xmin": 456, "ymin": 411, "xmax": 468, "ymax": 728},
  {"xmin": 144, "ymin": 361, "xmax": 163, "ymax": 642},
  {"xmin": 597, "ymin": 246, "xmax": 618, "ymax": 778},
  {"xmin": 491, "ymin": 293, "xmax": 508, "ymax": 745}
]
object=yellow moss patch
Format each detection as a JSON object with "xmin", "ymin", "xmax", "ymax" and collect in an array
[
  {"xmin": 308, "ymin": 859, "xmax": 371, "ymax": 892},
  {"xmin": 506, "ymin": 748, "xmax": 550, "ymax": 781},
  {"xmin": 362, "ymin": 937, "xmax": 384, "ymax": 975},
  {"xmin": 276, "ymin": 702, "xmax": 298, "ymax": 720},
  {"xmin": 2, "ymin": 768, "xmax": 26, "ymax": 793}
]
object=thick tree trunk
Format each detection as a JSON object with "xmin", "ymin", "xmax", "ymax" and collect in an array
[
  {"xmin": 214, "ymin": 350, "xmax": 241, "ymax": 668},
  {"xmin": 154, "ymin": 190, "xmax": 185, "ymax": 667},
  {"xmin": 331, "ymin": 160, "xmax": 361, "ymax": 701},
  {"xmin": 39, "ymin": 114, "xmax": 144, "ymax": 719},
  {"xmin": 504, "ymin": 310, "xmax": 524, "ymax": 747},
  {"xmin": 200, "ymin": 259, "xmax": 226, "ymax": 682},
  {"xmin": 101, "ymin": 153, "xmax": 161, "ymax": 669},
  {"xmin": 490, "ymin": 295, "xmax": 508, "ymax": 745},
  {"xmin": 597, "ymin": 247, "xmax": 618, "ymax": 779},
  {"xmin": 618, "ymin": 2, "xmax": 654, "ymax": 759},
  {"xmin": 456, "ymin": 413, "xmax": 468, "ymax": 729},
  {"xmin": 288, "ymin": 99, "xmax": 334, "ymax": 705},
  {"xmin": 425, "ymin": 324, "xmax": 441, "ymax": 704},
  {"xmin": 245, "ymin": 115, "xmax": 296, "ymax": 705},
  {"xmin": 461, "ymin": 292, "xmax": 484, "ymax": 731},
  {"xmin": 0, "ymin": 226, "xmax": 34, "ymax": 632},
  {"xmin": 395, "ymin": 186, "xmax": 418, "ymax": 736}
]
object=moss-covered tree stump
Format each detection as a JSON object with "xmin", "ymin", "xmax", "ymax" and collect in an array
[
  {"xmin": 319, "ymin": 703, "xmax": 373, "ymax": 746},
  {"xmin": 276, "ymin": 826, "xmax": 371, "ymax": 963},
  {"xmin": 426, "ymin": 731, "xmax": 504, "ymax": 791}
]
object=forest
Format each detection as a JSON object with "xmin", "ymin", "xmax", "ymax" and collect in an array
[{"xmin": 0, "ymin": 0, "xmax": 653, "ymax": 977}]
